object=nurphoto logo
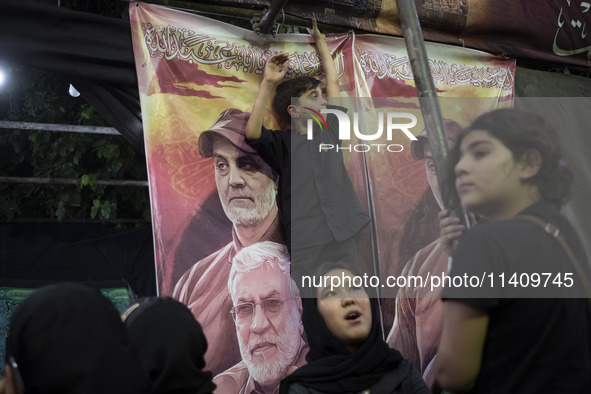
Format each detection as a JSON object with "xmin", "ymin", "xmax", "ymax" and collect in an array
[
  {"xmin": 303, "ymin": 107, "xmax": 328, "ymax": 131},
  {"xmin": 305, "ymin": 108, "xmax": 418, "ymax": 153}
]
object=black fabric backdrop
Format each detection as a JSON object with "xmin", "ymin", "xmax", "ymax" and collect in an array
[
  {"xmin": 0, "ymin": 223, "xmax": 156, "ymax": 297},
  {"xmin": 1, "ymin": 0, "xmax": 590, "ymax": 296}
]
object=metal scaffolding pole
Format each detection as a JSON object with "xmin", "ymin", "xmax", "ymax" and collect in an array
[
  {"xmin": 0, "ymin": 176, "xmax": 148, "ymax": 187},
  {"xmin": 396, "ymin": 0, "xmax": 470, "ymax": 236},
  {"xmin": 258, "ymin": 0, "xmax": 289, "ymax": 34},
  {"xmin": 0, "ymin": 121, "xmax": 119, "ymax": 135}
]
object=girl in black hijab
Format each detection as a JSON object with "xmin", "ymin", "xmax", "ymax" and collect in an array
[
  {"xmin": 123, "ymin": 296, "xmax": 216, "ymax": 394},
  {"xmin": 280, "ymin": 262, "xmax": 429, "ymax": 394},
  {"xmin": 5, "ymin": 282, "xmax": 150, "ymax": 394}
]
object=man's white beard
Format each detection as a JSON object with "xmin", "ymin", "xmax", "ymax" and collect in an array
[
  {"xmin": 238, "ymin": 306, "xmax": 301, "ymax": 387},
  {"xmin": 222, "ymin": 182, "xmax": 276, "ymax": 228}
]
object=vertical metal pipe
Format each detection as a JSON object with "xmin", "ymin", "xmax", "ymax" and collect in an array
[
  {"xmin": 258, "ymin": 0, "xmax": 289, "ymax": 34},
  {"xmin": 396, "ymin": 0, "xmax": 470, "ymax": 234}
]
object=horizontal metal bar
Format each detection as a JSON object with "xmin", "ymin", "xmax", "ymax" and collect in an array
[
  {"xmin": 8, "ymin": 218, "xmax": 150, "ymax": 224},
  {"xmin": 0, "ymin": 176, "xmax": 148, "ymax": 187},
  {"xmin": 0, "ymin": 121, "xmax": 120, "ymax": 135}
]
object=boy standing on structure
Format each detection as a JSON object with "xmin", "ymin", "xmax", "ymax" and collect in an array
[{"xmin": 245, "ymin": 20, "xmax": 369, "ymax": 292}]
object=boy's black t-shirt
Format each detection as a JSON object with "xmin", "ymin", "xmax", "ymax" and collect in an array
[
  {"xmin": 246, "ymin": 105, "xmax": 370, "ymax": 250},
  {"xmin": 442, "ymin": 201, "xmax": 591, "ymax": 393}
]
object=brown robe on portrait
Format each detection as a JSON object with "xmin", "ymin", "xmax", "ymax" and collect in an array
[{"xmin": 387, "ymin": 239, "xmax": 451, "ymax": 387}]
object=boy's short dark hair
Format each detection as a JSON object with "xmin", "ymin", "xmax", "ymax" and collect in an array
[{"xmin": 273, "ymin": 76, "xmax": 321, "ymax": 127}]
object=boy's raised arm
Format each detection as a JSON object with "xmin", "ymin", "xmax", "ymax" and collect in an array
[
  {"xmin": 245, "ymin": 53, "xmax": 289, "ymax": 141},
  {"xmin": 311, "ymin": 19, "xmax": 340, "ymax": 105}
]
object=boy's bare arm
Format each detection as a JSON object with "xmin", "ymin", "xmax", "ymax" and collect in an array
[
  {"xmin": 245, "ymin": 53, "xmax": 289, "ymax": 141},
  {"xmin": 311, "ymin": 19, "xmax": 340, "ymax": 104}
]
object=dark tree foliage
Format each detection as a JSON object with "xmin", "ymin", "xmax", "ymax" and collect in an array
[
  {"xmin": 0, "ymin": 64, "xmax": 150, "ymax": 225},
  {"xmin": 51, "ymin": 0, "xmax": 129, "ymax": 19}
]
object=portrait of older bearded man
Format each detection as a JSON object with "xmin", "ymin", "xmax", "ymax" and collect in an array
[
  {"xmin": 174, "ymin": 108, "xmax": 284, "ymax": 375},
  {"xmin": 214, "ymin": 241, "xmax": 307, "ymax": 394}
]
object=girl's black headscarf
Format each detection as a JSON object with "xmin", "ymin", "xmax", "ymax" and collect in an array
[
  {"xmin": 124, "ymin": 297, "xmax": 216, "ymax": 394},
  {"xmin": 280, "ymin": 263, "xmax": 403, "ymax": 393},
  {"xmin": 7, "ymin": 283, "xmax": 150, "ymax": 394}
]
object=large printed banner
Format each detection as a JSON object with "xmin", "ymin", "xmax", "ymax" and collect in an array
[{"xmin": 130, "ymin": 2, "xmax": 514, "ymax": 390}]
